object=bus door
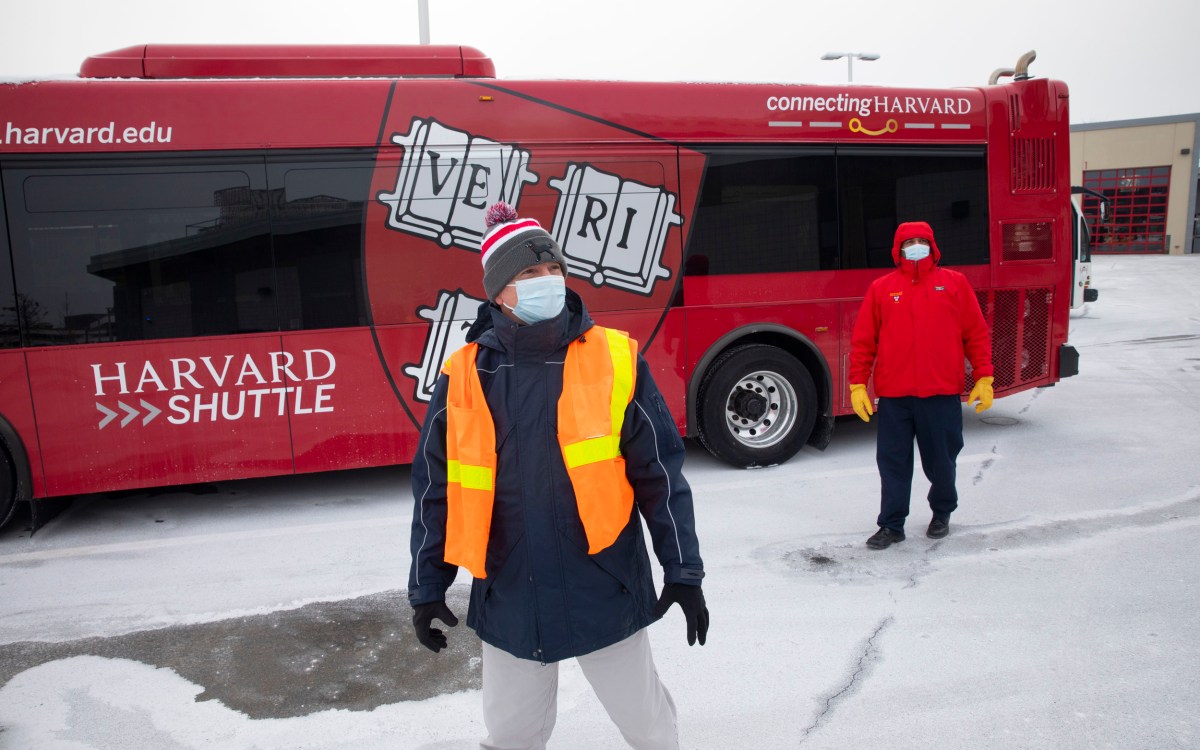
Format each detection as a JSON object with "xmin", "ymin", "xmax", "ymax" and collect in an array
[
  {"xmin": 1070, "ymin": 186, "xmax": 1108, "ymax": 307},
  {"xmin": 265, "ymin": 154, "xmax": 416, "ymax": 474}
]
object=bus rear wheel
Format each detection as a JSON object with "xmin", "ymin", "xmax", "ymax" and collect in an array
[{"xmin": 696, "ymin": 344, "xmax": 817, "ymax": 468}]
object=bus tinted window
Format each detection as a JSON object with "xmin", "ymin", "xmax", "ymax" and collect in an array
[
  {"xmin": 267, "ymin": 158, "xmax": 371, "ymax": 330},
  {"xmin": 4, "ymin": 160, "xmax": 275, "ymax": 344},
  {"xmin": 1, "ymin": 155, "xmax": 373, "ymax": 345},
  {"xmin": 688, "ymin": 147, "xmax": 987, "ymax": 275},
  {"xmin": 689, "ymin": 148, "xmax": 838, "ymax": 275},
  {"xmin": 837, "ymin": 149, "xmax": 989, "ymax": 268}
]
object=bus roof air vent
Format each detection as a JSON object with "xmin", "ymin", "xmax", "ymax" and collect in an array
[{"xmin": 79, "ymin": 44, "xmax": 496, "ymax": 80}]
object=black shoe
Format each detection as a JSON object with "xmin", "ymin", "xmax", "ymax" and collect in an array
[
  {"xmin": 927, "ymin": 517, "xmax": 950, "ymax": 539},
  {"xmin": 866, "ymin": 527, "xmax": 905, "ymax": 550}
]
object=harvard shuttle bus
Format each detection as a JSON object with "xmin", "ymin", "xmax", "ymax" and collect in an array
[{"xmin": 0, "ymin": 45, "xmax": 1078, "ymax": 526}]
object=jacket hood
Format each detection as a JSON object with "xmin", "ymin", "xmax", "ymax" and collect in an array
[{"xmin": 891, "ymin": 221, "xmax": 942, "ymax": 267}]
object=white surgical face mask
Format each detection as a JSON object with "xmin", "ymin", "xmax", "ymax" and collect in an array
[
  {"xmin": 903, "ymin": 242, "xmax": 931, "ymax": 261},
  {"xmin": 505, "ymin": 274, "xmax": 566, "ymax": 324}
]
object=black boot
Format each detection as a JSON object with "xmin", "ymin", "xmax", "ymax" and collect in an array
[
  {"xmin": 927, "ymin": 517, "xmax": 950, "ymax": 539},
  {"xmin": 866, "ymin": 527, "xmax": 905, "ymax": 549}
]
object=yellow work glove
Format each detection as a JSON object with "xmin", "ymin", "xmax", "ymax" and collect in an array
[
  {"xmin": 968, "ymin": 376, "xmax": 994, "ymax": 413},
  {"xmin": 849, "ymin": 384, "xmax": 873, "ymax": 422}
]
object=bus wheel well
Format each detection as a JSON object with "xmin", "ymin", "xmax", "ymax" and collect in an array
[
  {"xmin": 688, "ymin": 330, "xmax": 833, "ymax": 465},
  {"xmin": 0, "ymin": 416, "xmax": 33, "ymax": 530},
  {"xmin": 689, "ymin": 330, "xmax": 832, "ymax": 433}
]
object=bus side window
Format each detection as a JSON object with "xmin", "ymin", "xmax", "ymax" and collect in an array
[
  {"xmin": 266, "ymin": 157, "xmax": 372, "ymax": 330},
  {"xmin": 0, "ymin": 177, "xmax": 19, "ymax": 348},
  {"xmin": 689, "ymin": 147, "xmax": 838, "ymax": 275},
  {"xmin": 3, "ymin": 160, "xmax": 277, "ymax": 345},
  {"xmin": 836, "ymin": 148, "xmax": 989, "ymax": 268}
]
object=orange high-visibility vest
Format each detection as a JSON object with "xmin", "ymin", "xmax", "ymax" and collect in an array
[{"xmin": 441, "ymin": 326, "xmax": 638, "ymax": 578}]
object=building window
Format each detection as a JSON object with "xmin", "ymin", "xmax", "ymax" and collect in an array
[{"xmin": 1082, "ymin": 166, "xmax": 1170, "ymax": 254}]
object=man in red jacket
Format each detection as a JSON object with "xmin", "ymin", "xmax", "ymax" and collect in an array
[{"xmin": 848, "ymin": 221, "xmax": 994, "ymax": 549}]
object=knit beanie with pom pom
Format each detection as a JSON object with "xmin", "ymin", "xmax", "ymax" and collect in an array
[{"xmin": 480, "ymin": 202, "xmax": 566, "ymax": 300}]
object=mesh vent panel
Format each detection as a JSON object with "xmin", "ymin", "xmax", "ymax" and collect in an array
[{"xmin": 965, "ymin": 287, "xmax": 1053, "ymax": 394}]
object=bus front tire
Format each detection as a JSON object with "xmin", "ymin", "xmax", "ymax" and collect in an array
[{"xmin": 696, "ymin": 344, "xmax": 817, "ymax": 468}]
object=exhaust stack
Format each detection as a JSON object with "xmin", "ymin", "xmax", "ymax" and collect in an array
[{"xmin": 988, "ymin": 49, "xmax": 1036, "ymax": 85}]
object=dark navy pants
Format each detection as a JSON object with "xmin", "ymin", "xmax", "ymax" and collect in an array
[{"xmin": 875, "ymin": 395, "xmax": 964, "ymax": 533}]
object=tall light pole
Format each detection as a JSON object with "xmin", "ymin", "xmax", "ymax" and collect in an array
[
  {"xmin": 418, "ymin": 0, "xmax": 430, "ymax": 44},
  {"xmin": 821, "ymin": 52, "xmax": 880, "ymax": 82}
]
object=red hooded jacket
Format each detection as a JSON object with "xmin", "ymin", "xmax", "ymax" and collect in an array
[{"xmin": 848, "ymin": 222, "xmax": 993, "ymax": 398}]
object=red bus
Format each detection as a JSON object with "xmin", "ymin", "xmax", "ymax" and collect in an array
[{"xmin": 0, "ymin": 44, "xmax": 1077, "ymax": 527}]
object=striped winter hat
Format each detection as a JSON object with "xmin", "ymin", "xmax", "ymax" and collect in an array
[{"xmin": 480, "ymin": 202, "xmax": 566, "ymax": 300}]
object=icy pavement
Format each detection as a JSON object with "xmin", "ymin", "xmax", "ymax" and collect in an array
[{"xmin": 1, "ymin": 254, "xmax": 1199, "ymax": 749}]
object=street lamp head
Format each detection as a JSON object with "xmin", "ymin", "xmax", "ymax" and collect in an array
[
  {"xmin": 821, "ymin": 52, "xmax": 879, "ymax": 61},
  {"xmin": 820, "ymin": 52, "xmax": 880, "ymax": 83}
]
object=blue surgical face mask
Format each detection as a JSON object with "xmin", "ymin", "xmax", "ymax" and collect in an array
[
  {"xmin": 505, "ymin": 274, "xmax": 566, "ymax": 324},
  {"xmin": 903, "ymin": 242, "xmax": 931, "ymax": 261}
]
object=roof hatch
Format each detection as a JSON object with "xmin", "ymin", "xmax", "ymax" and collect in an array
[{"xmin": 79, "ymin": 44, "xmax": 495, "ymax": 79}]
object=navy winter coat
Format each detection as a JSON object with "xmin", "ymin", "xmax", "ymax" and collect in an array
[{"xmin": 408, "ymin": 290, "xmax": 704, "ymax": 663}]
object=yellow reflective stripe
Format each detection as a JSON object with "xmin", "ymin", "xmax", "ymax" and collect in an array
[
  {"xmin": 563, "ymin": 434, "xmax": 622, "ymax": 469},
  {"xmin": 460, "ymin": 464, "xmax": 493, "ymax": 491},
  {"xmin": 446, "ymin": 459, "xmax": 493, "ymax": 491},
  {"xmin": 604, "ymin": 328, "xmax": 634, "ymax": 432}
]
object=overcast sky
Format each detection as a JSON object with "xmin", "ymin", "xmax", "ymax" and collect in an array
[{"xmin": 2, "ymin": 0, "xmax": 1197, "ymax": 124}]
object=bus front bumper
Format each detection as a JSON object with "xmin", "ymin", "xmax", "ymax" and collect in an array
[{"xmin": 1059, "ymin": 345, "xmax": 1080, "ymax": 378}]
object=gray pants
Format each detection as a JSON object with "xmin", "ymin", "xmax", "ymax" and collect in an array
[{"xmin": 480, "ymin": 629, "xmax": 679, "ymax": 750}]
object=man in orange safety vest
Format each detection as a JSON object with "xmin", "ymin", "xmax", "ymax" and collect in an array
[{"xmin": 408, "ymin": 202, "xmax": 707, "ymax": 750}]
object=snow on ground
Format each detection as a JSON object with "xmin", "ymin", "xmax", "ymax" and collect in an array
[{"xmin": 1, "ymin": 254, "xmax": 1198, "ymax": 749}]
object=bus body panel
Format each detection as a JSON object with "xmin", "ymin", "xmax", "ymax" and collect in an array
[
  {"xmin": 282, "ymin": 328, "xmax": 414, "ymax": 475},
  {"xmin": 0, "ymin": 79, "xmax": 391, "ymax": 153},
  {"xmin": 637, "ymin": 307, "xmax": 688, "ymax": 434},
  {"xmin": 469, "ymin": 81, "xmax": 988, "ymax": 146},
  {"xmin": 838, "ymin": 301, "xmax": 864, "ymax": 412},
  {"xmin": 2, "ymin": 79, "xmax": 987, "ymax": 154},
  {"xmin": 25, "ymin": 335, "xmax": 295, "ymax": 496},
  {"xmin": 685, "ymin": 301, "xmax": 841, "ymax": 392}
]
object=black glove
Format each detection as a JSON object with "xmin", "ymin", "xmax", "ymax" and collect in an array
[
  {"xmin": 412, "ymin": 600, "xmax": 459, "ymax": 653},
  {"xmin": 652, "ymin": 583, "xmax": 709, "ymax": 646}
]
